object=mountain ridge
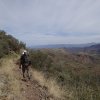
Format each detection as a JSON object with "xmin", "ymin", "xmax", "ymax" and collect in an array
[{"xmin": 30, "ymin": 42, "xmax": 98, "ymax": 48}]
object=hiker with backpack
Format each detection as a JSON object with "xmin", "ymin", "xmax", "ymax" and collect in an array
[{"xmin": 20, "ymin": 50, "xmax": 31, "ymax": 79}]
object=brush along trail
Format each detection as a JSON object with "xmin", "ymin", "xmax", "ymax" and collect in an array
[{"xmin": 0, "ymin": 56, "xmax": 61, "ymax": 100}]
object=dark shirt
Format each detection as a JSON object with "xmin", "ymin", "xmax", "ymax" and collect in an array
[{"xmin": 20, "ymin": 53, "xmax": 31, "ymax": 66}]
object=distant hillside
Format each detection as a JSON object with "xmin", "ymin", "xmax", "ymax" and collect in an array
[
  {"xmin": 31, "ymin": 43, "xmax": 100, "ymax": 55},
  {"xmin": 0, "ymin": 30, "xmax": 25, "ymax": 58},
  {"xmin": 86, "ymin": 44, "xmax": 100, "ymax": 53},
  {"xmin": 31, "ymin": 43, "xmax": 96, "ymax": 48},
  {"xmin": 66, "ymin": 44, "xmax": 100, "ymax": 54}
]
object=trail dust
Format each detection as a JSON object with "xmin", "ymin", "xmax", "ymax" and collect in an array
[{"xmin": 0, "ymin": 55, "xmax": 64, "ymax": 100}]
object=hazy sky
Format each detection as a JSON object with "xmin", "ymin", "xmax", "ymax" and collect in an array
[{"xmin": 0, "ymin": 0, "xmax": 100, "ymax": 46}]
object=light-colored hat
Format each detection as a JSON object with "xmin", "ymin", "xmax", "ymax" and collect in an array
[{"xmin": 22, "ymin": 50, "xmax": 27, "ymax": 54}]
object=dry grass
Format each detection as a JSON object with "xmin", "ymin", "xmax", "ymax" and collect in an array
[
  {"xmin": 0, "ymin": 56, "xmax": 22, "ymax": 100},
  {"xmin": 0, "ymin": 55, "xmax": 66, "ymax": 100},
  {"xmin": 31, "ymin": 68, "xmax": 67, "ymax": 99}
]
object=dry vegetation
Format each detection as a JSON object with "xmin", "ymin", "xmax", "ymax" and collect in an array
[
  {"xmin": 31, "ymin": 68, "xmax": 64, "ymax": 99},
  {"xmin": 0, "ymin": 54, "xmax": 22, "ymax": 100},
  {"xmin": 29, "ymin": 48, "xmax": 100, "ymax": 100},
  {"xmin": 0, "ymin": 54, "xmax": 63, "ymax": 100},
  {"xmin": 0, "ymin": 48, "xmax": 100, "ymax": 100},
  {"xmin": 0, "ymin": 31, "xmax": 65, "ymax": 100}
]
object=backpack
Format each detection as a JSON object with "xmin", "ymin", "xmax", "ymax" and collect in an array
[
  {"xmin": 24, "ymin": 56, "xmax": 29, "ymax": 64},
  {"xmin": 21, "ymin": 54, "xmax": 29, "ymax": 66}
]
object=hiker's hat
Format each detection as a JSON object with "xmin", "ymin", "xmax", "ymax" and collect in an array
[{"xmin": 22, "ymin": 50, "xmax": 27, "ymax": 54}]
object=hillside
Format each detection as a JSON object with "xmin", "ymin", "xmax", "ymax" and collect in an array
[
  {"xmin": 0, "ymin": 30, "xmax": 25, "ymax": 58},
  {"xmin": 0, "ymin": 31, "xmax": 100, "ymax": 100},
  {"xmin": 0, "ymin": 48, "xmax": 100, "ymax": 100},
  {"xmin": 85, "ymin": 44, "xmax": 100, "ymax": 54},
  {"xmin": 64, "ymin": 43, "xmax": 100, "ymax": 54},
  {"xmin": 0, "ymin": 31, "xmax": 62, "ymax": 100},
  {"xmin": 29, "ymin": 48, "xmax": 100, "ymax": 100}
]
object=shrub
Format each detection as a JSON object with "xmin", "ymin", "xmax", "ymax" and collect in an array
[{"xmin": 0, "ymin": 30, "xmax": 26, "ymax": 58}]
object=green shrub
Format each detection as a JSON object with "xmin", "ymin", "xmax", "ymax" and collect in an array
[{"xmin": 0, "ymin": 30, "xmax": 26, "ymax": 58}]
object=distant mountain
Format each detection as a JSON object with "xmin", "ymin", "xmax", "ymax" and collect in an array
[
  {"xmin": 85, "ymin": 44, "xmax": 100, "ymax": 53},
  {"xmin": 30, "ymin": 43, "xmax": 97, "ymax": 49},
  {"xmin": 66, "ymin": 43, "xmax": 100, "ymax": 54}
]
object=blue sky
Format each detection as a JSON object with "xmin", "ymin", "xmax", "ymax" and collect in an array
[{"xmin": 0, "ymin": 0, "xmax": 100, "ymax": 46}]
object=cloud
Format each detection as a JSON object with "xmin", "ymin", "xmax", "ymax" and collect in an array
[{"xmin": 0, "ymin": 0, "xmax": 100, "ymax": 46}]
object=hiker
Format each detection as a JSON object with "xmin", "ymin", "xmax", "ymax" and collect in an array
[{"xmin": 20, "ymin": 50, "xmax": 31, "ymax": 79}]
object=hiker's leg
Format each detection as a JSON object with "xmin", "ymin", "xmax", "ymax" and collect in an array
[
  {"xmin": 26, "ymin": 66, "xmax": 30, "ymax": 79},
  {"xmin": 22, "ymin": 65, "xmax": 25, "ymax": 78},
  {"xmin": 19, "ymin": 62, "xmax": 22, "ymax": 69}
]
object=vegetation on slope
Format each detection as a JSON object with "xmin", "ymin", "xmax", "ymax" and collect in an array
[
  {"xmin": 0, "ymin": 30, "xmax": 25, "ymax": 58},
  {"xmin": 0, "ymin": 30, "xmax": 62, "ymax": 99},
  {"xmin": 29, "ymin": 48, "xmax": 100, "ymax": 100}
]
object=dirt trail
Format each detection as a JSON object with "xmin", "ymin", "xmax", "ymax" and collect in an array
[
  {"xmin": 0, "ymin": 57, "xmax": 60, "ymax": 100},
  {"xmin": 14, "ymin": 66, "xmax": 52, "ymax": 100}
]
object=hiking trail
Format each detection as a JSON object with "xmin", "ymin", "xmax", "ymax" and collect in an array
[{"xmin": 0, "ymin": 56, "xmax": 62, "ymax": 100}]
